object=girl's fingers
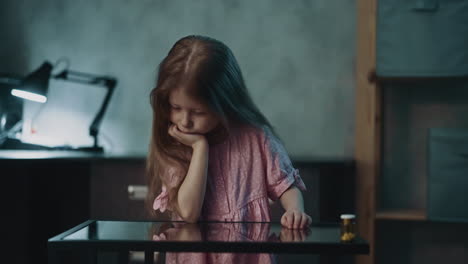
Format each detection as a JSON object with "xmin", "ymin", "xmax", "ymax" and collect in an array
[
  {"xmin": 289, "ymin": 213, "xmax": 294, "ymax": 229},
  {"xmin": 168, "ymin": 125, "xmax": 176, "ymax": 137},
  {"xmin": 282, "ymin": 213, "xmax": 294, "ymax": 229},
  {"xmin": 171, "ymin": 125, "xmax": 179, "ymax": 136},
  {"xmin": 281, "ymin": 214, "xmax": 288, "ymax": 228},
  {"xmin": 299, "ymin": 213, "xmax": 309, "ymax": 228},
  {"xmin": 283, "ymin": 212, "xmax": 313, "ymax": 229},
  {"xmin": 293, "ymin": 212, "xmax": 302, "ymax": 229},
  {"xmin": 169, "ymin": 125, "xmax": 184, "ymax": 142},
  {"xmin": 169, "ymin": 129, "xmax": 178, "ymax": 140}
]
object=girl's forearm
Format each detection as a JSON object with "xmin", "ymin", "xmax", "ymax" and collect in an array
[
  {"xmin": 177, "ymin": 141, "xmax": 209, "ymax": 223},
  {"xmin": 279, "ymin": 186, "xmax": 305, "ymax": 212}
]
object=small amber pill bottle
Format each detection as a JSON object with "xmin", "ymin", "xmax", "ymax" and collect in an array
[{"xmin": 340, "ymin": 214, "xmax": 356, "ymax": 242}]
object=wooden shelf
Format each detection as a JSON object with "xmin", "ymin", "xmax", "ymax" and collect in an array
[{"xmin": 376, "ymin": 209, "xmax": 427, "ymax": 221}]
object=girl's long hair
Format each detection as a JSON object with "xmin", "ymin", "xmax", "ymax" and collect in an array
[{"xmin": 146, "ymin": 35, "xmax": 278, "ymax": 219}]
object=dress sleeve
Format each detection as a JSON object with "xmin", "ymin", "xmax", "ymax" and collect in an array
[
  {"xmin": 262, "ymin": 127, "xmax": 307, "ymax": 201},
  {"xmin": 153, "ymin": 166, "xmax": 180, "ymax": 213},
  {"xmin": 153, "ymin": 185, "xmax": 169, "ymax": 213}
]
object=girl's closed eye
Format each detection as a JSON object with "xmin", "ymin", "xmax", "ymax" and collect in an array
[
  {"xmin": 171, "ymin": 105, "xmax": 181, "ymax": 111},
  {"xmin": 193, "ymin": 110, "xmax": 206, "ymax": 115}
]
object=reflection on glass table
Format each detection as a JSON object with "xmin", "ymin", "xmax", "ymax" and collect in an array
[
  {"xmin": 49, "ymin": 220, "xmax": 369, "ymax": 264},
  {"xmin": 149, "ymin": 221, "xmax": 312, "ymax": 263}
]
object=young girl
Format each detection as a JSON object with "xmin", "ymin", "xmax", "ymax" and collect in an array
[{"xmin": 147, "ymin": 35, "xmax": 311, "ymax": 230}]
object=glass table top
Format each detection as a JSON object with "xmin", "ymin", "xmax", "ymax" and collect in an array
[
  {"xmin": 61, "ymin": 220, "xmax": 354, "ymax": 243},
  {"xmin": 49, "ymin": 220, "xmax": 369, "ymax": 255}
]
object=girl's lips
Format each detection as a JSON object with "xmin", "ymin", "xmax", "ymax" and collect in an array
[{"xmin": 178, "ymin": 127, "xmax": 194, "ymax": 134}]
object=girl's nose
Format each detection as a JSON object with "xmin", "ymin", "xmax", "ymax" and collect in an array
[{"xmin": 181, "ymin": 112, "xmax": 192, "ymax": 128}]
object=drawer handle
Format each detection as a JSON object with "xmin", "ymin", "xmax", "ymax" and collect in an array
[{"xmin": 127, "ymin": 185, "xmax": 148, "ymax": 200}]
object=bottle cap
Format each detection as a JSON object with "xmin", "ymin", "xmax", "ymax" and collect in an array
[{"xmin": 340, "ymin": 214, "xmax": 356, "ymax": 219}]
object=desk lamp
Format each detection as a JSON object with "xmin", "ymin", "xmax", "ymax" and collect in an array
[{"xmin": 8, "ymin": 61, "xmax": 117, "ymax": 152}]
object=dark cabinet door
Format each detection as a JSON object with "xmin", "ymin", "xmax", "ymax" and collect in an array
[
  {"xmin": 428, "ymin": 128, "xmax": 468, "ymax": 222},
  {"xmin": 90, "ymin": 159, "xmax": 150, "ymax": 220},
  {"xmin": 377, "ymin": 0, "xmax": 468, "ymax": 77}
]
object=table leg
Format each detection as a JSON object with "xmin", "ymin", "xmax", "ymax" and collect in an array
[
  {"xmin": 118, "ymin": 250, "xmax": 129, "ymax": 264},
  {"xmin": 145, "ymin": 250, "xmax": 153, "ymax": 264}
]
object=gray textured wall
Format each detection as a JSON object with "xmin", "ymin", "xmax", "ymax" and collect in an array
[{"xmin": 0, "ymin": 0, "xmax": 356, "ymax": 157}]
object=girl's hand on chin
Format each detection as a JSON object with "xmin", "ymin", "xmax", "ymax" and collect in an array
[{"xmin": 168, "ymin": 124, "xmax": 207, "ymax": 148}]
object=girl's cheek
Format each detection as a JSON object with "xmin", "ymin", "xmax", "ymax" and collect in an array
[{"xmin": 169, "ymin": 113, "xmax": 178, "ymax": 123}]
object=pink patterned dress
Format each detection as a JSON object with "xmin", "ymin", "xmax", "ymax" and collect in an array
[{"xmin": 153, "ymin": 123, "xmax": 307, "ymax": 263}]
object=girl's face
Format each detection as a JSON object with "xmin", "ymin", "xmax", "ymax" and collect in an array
[{"xmin": 168, "ymin": 88, "xmax": 220, "ymax": 135}]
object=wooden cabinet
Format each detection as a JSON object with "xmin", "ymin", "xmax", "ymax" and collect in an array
[
  {"xmin": 0, "ymin": 151, "xmax": 146, "ymax": 264},
  {"xmin": 356, "ymin": 1, "xmax": 468, "ymax": 264},
  {"xmin": 90, "ymin": 159, "xmax": 148, "ymax": 220},
  {"xmin": 2, "ymin": 156, "xmax": 91, "ymax": 264},
  {"xmin": 375, "ymin": 81, "xmax": 468, "ymax": 264}
]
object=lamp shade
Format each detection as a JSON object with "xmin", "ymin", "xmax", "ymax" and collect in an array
[{"xmin": 11, "ymin": 62, "xmax": 53, "ymax": 103}]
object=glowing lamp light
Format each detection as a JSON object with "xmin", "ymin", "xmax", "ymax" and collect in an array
[
  {"xmin": 11, "ymin": 89, "xmax": 47, "ymax": 103},
  {"xmin": 11, "ymin": 62, "xmax": 52, "ymax": 103}
]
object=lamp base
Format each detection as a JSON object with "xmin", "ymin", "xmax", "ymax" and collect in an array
[
  {"xmin": 0, "ymin": 138, "xmax": 54, "ymax": 150},
  {"xmin": 74, "ymin": 145, "xmax": 104, "ymax": 153}
]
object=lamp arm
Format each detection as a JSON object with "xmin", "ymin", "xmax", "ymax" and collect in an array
[
  {"xmin": 54, "ymin": 70, "xmax": 117, "ymax": 151},
  {"xmin": 89, "ymin": 78, "xmax": 116, "ymax": 148}
]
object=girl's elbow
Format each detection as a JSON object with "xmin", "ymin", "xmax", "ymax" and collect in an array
[
  {"xmin": 179, "ymin": 208, "xmax": 200, "ymax": 223},
  {"xmin": 177, "ymin": 196, "xmax": 202, "ymax": 222}
]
